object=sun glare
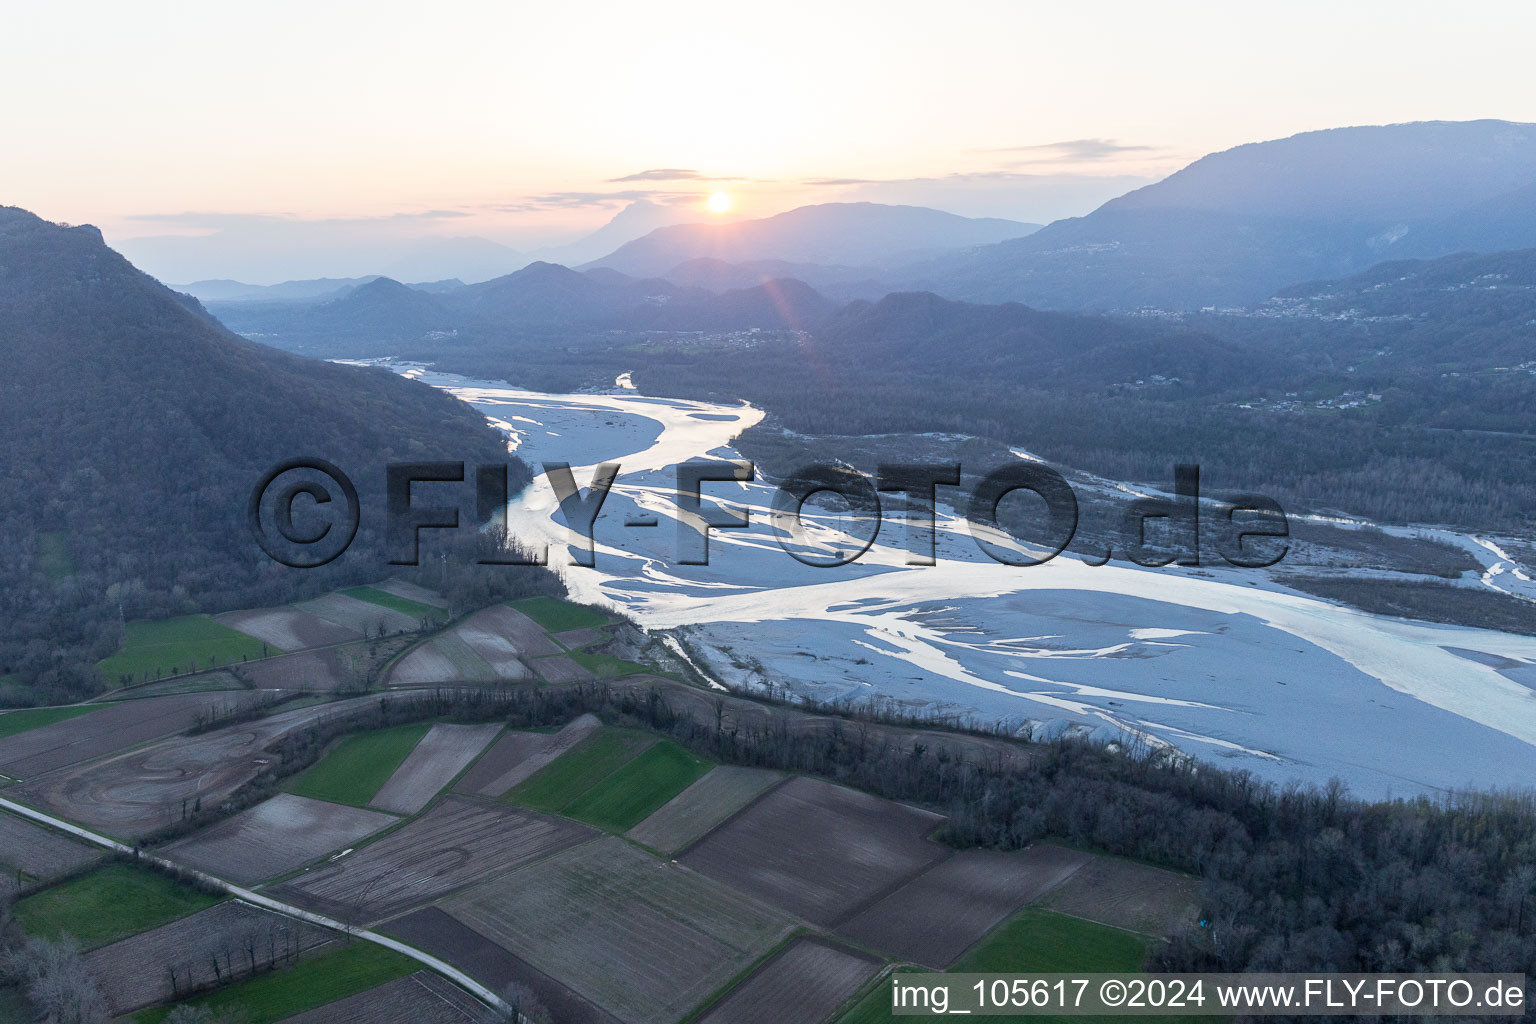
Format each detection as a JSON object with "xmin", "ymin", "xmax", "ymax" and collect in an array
[{"xmin": 706, "ymin": 191, "xmax": 733, "ymax": 214}]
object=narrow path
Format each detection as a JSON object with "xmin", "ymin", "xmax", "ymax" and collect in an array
[{"xmin": 0, "ymin": 794, "xmax": 508, "ymax": 1016}]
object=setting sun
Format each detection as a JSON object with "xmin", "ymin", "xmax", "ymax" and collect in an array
[{"xmin": 706, "ymin": 191, "xmax": 733, "ymax": 214}]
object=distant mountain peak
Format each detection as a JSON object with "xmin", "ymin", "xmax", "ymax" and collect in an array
[
  {"xmin": 900, "ymin": 119, "xmax": 1536, "ymax": 310},
  {"xmin": 584, "ymin": 201, "xmax": 1040, "ymax": 278}
]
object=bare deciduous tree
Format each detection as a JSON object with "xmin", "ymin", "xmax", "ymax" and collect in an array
[{"xmin": 0, "ymin": 935, "xmax": 111, "ymax": 1024}]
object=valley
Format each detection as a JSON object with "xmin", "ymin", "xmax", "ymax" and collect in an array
[{"xmin": 339, "ymin": 363, "xmax": 1536, "ymax": 800}]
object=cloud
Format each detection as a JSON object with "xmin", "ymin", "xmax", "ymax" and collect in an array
[
  {"xmin": 977, "ymin": 138, "xmax": 1159, "ymax": 164},
  {"xmin": 801, "ymin": 177, "xmax": 879, "ymax": 186},
  {"xmin": 608, "ymin": 168, "xmax": 747, "ymax": 183}
]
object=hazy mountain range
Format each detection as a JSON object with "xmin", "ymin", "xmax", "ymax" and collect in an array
[
  {"xmin": 897, "ymin": 119, "xmax": 1536, "ymax": 309},
  {"xmin": 582, "ymin": 202, "xmax": 1040, "ymax": 276},
  {"xmin": 174, "ymin": 201, "xmax": 1036, "ymax": 303},
  {"xmin": 170, "ymin": 120, "xmax": 1536, "ymax": 315}
]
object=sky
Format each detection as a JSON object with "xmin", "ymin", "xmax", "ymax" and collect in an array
[{"xmin": 5, "ymin": 0, "xmax": 1535, "ymax": 282}]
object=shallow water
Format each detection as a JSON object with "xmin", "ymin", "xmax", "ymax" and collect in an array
[{"xmin": 395, "ymin": 362, "xmax": 1536, "ymax": 798}]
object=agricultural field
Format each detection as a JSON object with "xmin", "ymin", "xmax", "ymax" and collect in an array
[
  {"xmin": 0, "ymin": 691, "xmax": 264, "ymax": 781},
  {"xmin": 386, "ymin": 602, "xmax": 568, "ymax": 685},
  {"xmin": 954, "ymin": 907, "xmax": 1149, "ymax": 972},
  {"xmin": 16, "ymin": 693, "xmax": 394, "ymax": 837},
  {"xmin": 369, "ymin": 722, "xmax": 503, "ymax": 814},
  {"xmin": 296, "ymin": 593, "xmax": 424, "ymax": 636},
  {"xmin": 275, "ymin": 797, "xmax": 592, "ymax": 921},
  {"xmin": 388, "ymin": 631, "xmax": 499, "ymax": 686},
  {"xmin": 274, "ymin": 971, "xmax": 484, "ymax": 1024},
  {"xmin": 504, "ymin": 726, "xmax": 654, "ymax": 813},
  {"xmin": 242, "ymin": 645, "xmax": 365, "ymax": 691},
  {"xmin": 472, "ymin": 604, "xmax": 566, "ymax": 657},
  {"xmin": 382, "ymin": 908, "xmax": 622, "ymax": 1024},
  {"xmin": 532, "ymin": 654, "xmax": 596, "ymax": 683},
  {"xmin": 97, "ymin": 614, "xmax": 274, "ymax": 684},
  {"xmin": 135, "ymin": 940, "xmax": 418, "ymax": 1024},
  {"xmin": 217, "ymin": 606, "xmax": 361, "ymax": 652},
  {"xmin": 681, "ymin": 776, "xmax": 949, "ymax": 926},
  {"xmin": 697, "ymin": 938, "xmax": 880, "ymax": 1024},
  {"xmin": 1034, "ymin": 854, "xmax": 1200, "ymax": 936},
  {"xmin": 568, "ymin": 650, "xmax": 650, "ymax": 678},
  {"xmin": 0, "ymin": 811, "xmax": 102, "ymax": 883},
  {"xmin": 164, "ymin": 794, "xmax": 398, "ymax": 885},
  {"xmin": 340, "ymin": 585, "xmax": 448, "ymax": 624},
  {"xmin": 834, "ymin": 909, "xmax": 1150, "ymax": 1024},
  {"xmin": 284, "ymin": 723, "xmax": 431, "ymax": 807},
  {"xmin": 509, "ymin": 596, "xmax": 612, "ymax": 633},
  {"xmin": 82, "ymin": 900, "xmax": 333, "ymax": 1015},
  {"xmin": 451, "ymin": 714, "xmax": 599, "ymax": 797},
  {"xmin": 14, "ymin": 862, "xmax": 220, "ymax": 950},
  {"xmin": 454, "ymin": 616, "xmax": 534, "ymax": 678},
  {"xmin": 443, "ymin": 835, "xmax": 795, "ymax": 1024},
  {"xmin": 837, "ymin": 846, "xmax": 1092, "ymax": 968},
  {"xmin": 0, "ymin": 704, "xmax": 99, "ymax": 740},
  {"xmin": 626, "ymin": 765, "xmax": 782, "ymax": 855},
  {"xmin": 560, "ymin": 738, "xmax": 712, "ymax": 831},
  {"xmin": 369, "ymin": 578, "xmax": 450, "ymax": 609},
  {"xmin": 551, "ymin": 625, "xmax": 610, "ymax": 650}
]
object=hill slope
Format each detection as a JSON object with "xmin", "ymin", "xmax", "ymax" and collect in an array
[
  {"xmin": 585, "ymin": 202, "xmax": 1039, "ymax": 278},
  {"xmin": 904, "ymin": 120, "xmax": 1536, "ymax": 310},
  {"xmin": 0, "ymin": 207, "xmax": 528, "ymax": 700}
]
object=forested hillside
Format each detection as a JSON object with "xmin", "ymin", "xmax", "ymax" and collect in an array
[{"xmin": 0, "ymin": 207, "xmax": 537, "ymax": 702}]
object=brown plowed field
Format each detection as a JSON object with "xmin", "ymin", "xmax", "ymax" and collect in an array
[
  {"xmin": 837, "ymin": 845, "xmax": 1092, "ymax": 967},
  {"xmin": 164, "ymin": 794, "xmax": 398, "ymax": 885},
  {"xmin": 0, "ymin": 692, "xmax": 265, "ymax": 781},
  {"xmin": 0, "ymin": 811, "xmax": 102, "ymax": 880},
  {"xmin": 680, "ymin": 776, "xmax": 948, "ymax": 926},
  {"xmin": 453, "ymin": 715, "xmax": 600, "ymax": 798},
  {"xmin": 216, "ymin": 607, "xmax": 360, "ymax": 651},
  {"xmin": 83, "ymin": 901, "xmax": 332, "ymax": 1014},
  {"xmin": 696, "ymin": 937, "xmax": 880, "ymax": 1024},
  {"xmin": 1034, "ymin": 852, "xmax": 1200, "ymax": 937},
  {"xmin": 625, "ymin": 765, "xmax": 782, "ymax": 855},
  {"xmin": 444, "ymin": 836, "xmax": 795, "ymax": 1024},
  {"xmin": 16, "ymin": 694, "xmax": 398, "ymax": 838},
  {"xmin": 274, "ymin": 797, "xmax": 593, "ymax": 922},
  {"xmin": 369, "ymin": 723, "xmax": 502, "ymax": 814},
  {"xmin": 274, "ymin": 971, "xmax": 481, "ymax": 1024},
  {"xmin": 381, "ymin": 908, "xmax": 621, "ymax": 1024}
]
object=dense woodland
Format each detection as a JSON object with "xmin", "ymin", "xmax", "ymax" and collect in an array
[{"xmin": 411, "ymin": 287, "xmax": 1536, "ymax": 535}]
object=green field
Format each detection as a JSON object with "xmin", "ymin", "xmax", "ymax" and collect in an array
[
  {"xmin": 14, "ymin": 863, "xmax": 220, "ymax": 950},
  {"xmin": 954, "ymin": 908, "xmax": 1148, "ymax": 972},
  {"xmin": 836, "ymin": 910, "xmax": 1149, "ymax": 1024},
  {"xmin": 135, "ymin": 941, "xmax": 417, "ymax": 1024},
  {"xmin": 563, "ymin": 739, "xmax": 713, "ymax": 830},
  {"xmin": 283, "ymin": 723, "xmax": 430, "ymax": 807},
  {"xmin": 0, "ymin": 704, "xmax": 100, "ymax": 739},
  {"xmin": 569, "ymin": 650, "xmax": 649, "ymax": 678},
  {"xmin": 510, "ymin": 595, "xmax": 612, "ymax": 632},
  {"xmin": 340, "ymin": 585, "xmax": 447, "ymax": 623},
  {"xmin": 37, "ymin": 530, "xmax": 76, "ymax": 581},
  {"xmin": 506, "ymin": 727, "xmax": 650, "ymax": 813},
  {"xmin": 96, "ymin": 615, "xmax": 275, "ymax": 684}
]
